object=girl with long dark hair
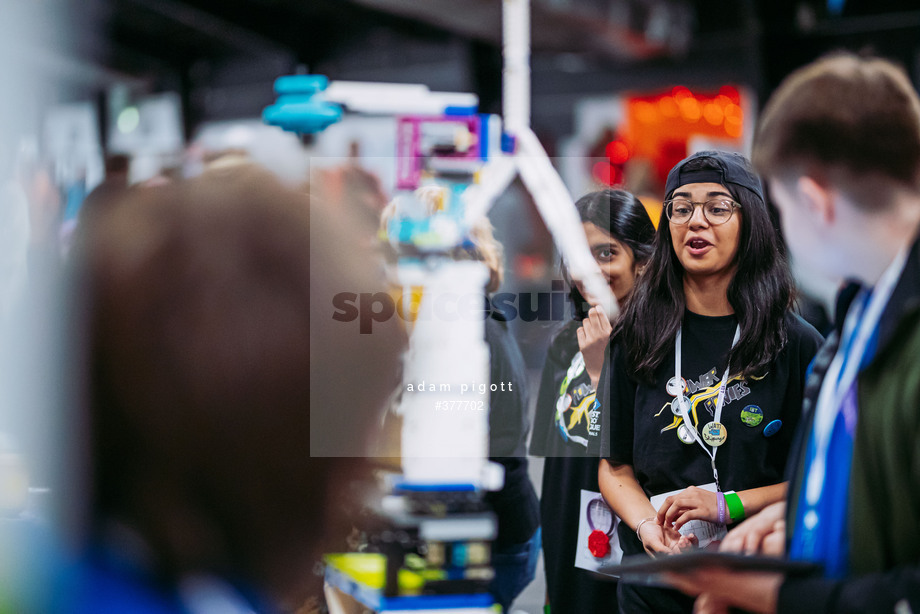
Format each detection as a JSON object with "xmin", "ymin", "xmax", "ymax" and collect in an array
[
  {"xmin": 530, "ymin": 188, "xmax": 655, "ymax": 613},
  {"xmin": 594, "ymin": 151, "xmax": 823, "ymax": 614}
]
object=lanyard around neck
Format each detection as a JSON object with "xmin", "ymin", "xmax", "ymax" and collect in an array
[
  {"xmin": 805, "ymin": 248, "xmax": 909, "ymax": 506},
  {"xmin": 674, "ymin": 323, "xmax": 741, "ymax": 493}
]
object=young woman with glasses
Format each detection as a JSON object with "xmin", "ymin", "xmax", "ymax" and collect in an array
[{"xmin": 592, "ymin": 151, "xmax": 824, "ymax": 614}]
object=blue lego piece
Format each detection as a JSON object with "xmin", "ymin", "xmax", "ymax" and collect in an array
[
  {"xmin": 392, "ymin": 481, "xmax": 477, "ymax": 493},
  {"xmin": 263, "ymin": 74, "xmax": 343, "ymax": 134},
  {"xmin": 458, "ymin": 238, "xmax": 477, "ymax": 251},
  {"xmin": 500, "ymin": 132, "xmax": 516, "ymax": 154},
  {"xmin": 444, "ymin": 105, "xmax": 479, "ymax": 117},
  {"xmin": 324, "ymin": 563, "xmax": 495, "ymax": 612},
  {"xmin": 274, "ymin": 74, "xmax": 329, "ymax": 95},
  {"xmin": 451, "ymin": 543, "xmax": 469, "ymax": 567},
  {"xmin": 263, "ymin": 101, "xmax": 342, "ymax": 134},
  {"xmin": 478, "ymin": 114, "xmax": 490, "ymax": 161}
]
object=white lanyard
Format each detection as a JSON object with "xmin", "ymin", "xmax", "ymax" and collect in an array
[
  {"xmin": 674, "ymin": 323, "xmax": 741, "ymax": 492},
  {"xmin": 805, "ymin": 248, "xmax": 909, "ymax": 506}
]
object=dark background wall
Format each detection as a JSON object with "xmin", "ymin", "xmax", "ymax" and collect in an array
[{"xmin": 13, "ymin": 0, "xmax": 920, "ymax": 148}]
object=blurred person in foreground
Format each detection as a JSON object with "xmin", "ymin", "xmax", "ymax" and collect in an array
[
  {"xmin": 7, "ymin": 163, "xmax": 406, "ymax": 612},
  {"xmin": 77, "ymin": 154, "xmax": 130, "ymax": 229},
  {"xmin": 663, "ymin": 52, "xmax": 920, "ymax": 614}
]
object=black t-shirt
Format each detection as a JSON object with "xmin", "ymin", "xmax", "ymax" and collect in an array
[
  {"xmin": 529, "ymin": 320, "xmax": 602, "ymax": 458},
  {"xmin": 592, "ymin": 310, "xmax": 823, "ymax": 499},
  {"xmin": 529, "ymin": 320, "xmax": 621, "ymax": 612}
]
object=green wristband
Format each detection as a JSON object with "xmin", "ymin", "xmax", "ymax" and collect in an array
[{"xmin": 724, "ymin": 491, "xmax": 745, "ymax": 522}]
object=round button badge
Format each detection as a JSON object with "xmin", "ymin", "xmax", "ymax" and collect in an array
[
  {"xmin": 671, "ymin": 395, "xmax": 690, "ymax": 416},
  {"xmin": 666, "ymin": 377, "xmax": 685, "ymax": 397},
  {"xmin": 555, "ymin": 395, "xmax": 568, "ymax": 415},
  {"xmin": 677, "ymin": 423, "xmax": 696, "ymax": 444},
  {"xmin": 701, "ymin": 421, "xmax": 727, "ymax": 447},
  {"xmin": 763, "ymin": 419, "xmax": 782, "ymax": 437},
  {"xmin": 740, "ymin": 405, "xmax": 764, "ymax": 427}
]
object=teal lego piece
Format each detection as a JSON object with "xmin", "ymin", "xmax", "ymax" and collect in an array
[
  {"xmin": 262, "ymin": 101, "xmax": 342, "ymax": 134},
  {"xmin": 274, "ymin": 75, "xmax": 329, "ymax": 95},
  {"xmin": 263, "ymin": 74, "xmax": 342, "ymax": 134}
]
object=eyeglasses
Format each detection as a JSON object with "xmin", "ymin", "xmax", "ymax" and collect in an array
[{"xmin": 664, "ymin": 198, "xmax": 741, "ymax": 225}]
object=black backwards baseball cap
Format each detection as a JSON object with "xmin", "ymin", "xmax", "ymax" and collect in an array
[{"xmin": 664, "ymin": 150, "xmax": 764, "ymax": 203}]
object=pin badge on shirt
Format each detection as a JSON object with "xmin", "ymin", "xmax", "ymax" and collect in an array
[
  {"xmin": 763, "ymin": 419, "xmax": 782, "ymax": 437},
  {"xmin": 740, "ymin": 405, "xmax": 763, "ymax": 427},
  {"xmin": 672, "ymin": 395, "xmax": 690, "ymax": 417},
  {"xmin": 677, "ymin": 423, "xmax": 696, "ymax": 444},
  {"xmin": 702, "ymin": 421, "xmax": 727, "ymax": 447},
  {"xmin": 666, "ymin": 377, "xmax": 686, "ymax": 397}
]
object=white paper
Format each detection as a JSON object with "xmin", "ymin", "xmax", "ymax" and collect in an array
[{"xmin": 650, "ymin": 482, "xmax": 727, "ymax": 549}]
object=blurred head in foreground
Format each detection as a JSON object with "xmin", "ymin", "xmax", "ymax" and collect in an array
[
  {"xmin": 77, "ymin": 163, "xmax": 405, "ymax": 608},
  {"xmin": 754, "ymin": 52, "xmax": 920, "ymax": 285}
]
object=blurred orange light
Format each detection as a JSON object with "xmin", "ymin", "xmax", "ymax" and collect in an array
[
  {"xmin": 724, "ymin": 115, "xmax": 743, "ymax": 137},
  {"xmin": 658, "ymin": 96, "xmax": 679, "ymax": 118},
  {"xmin": 724, "ymin": 103, "xmax": 743, "ymax": 121},
  {"xmin": 679, "ymin": 97, "xmax": 701, "ymax": 122},
  {"xmin": 703, "ymin": 102, "xmax": 724, "ymax": 125},
  {"xmin": 672, "ymin": 86, "xmax": 692, "ymax": 101},
  {"xmin": 719, "ymin": 85, "xmax": 741, "ymax": 103},
  {"xmin": 625, "ymin": 84, "xmax": 745, "ymax": 187},
  {"xmin": 635, "ymin": 100, "xmax": 657, "ymax": 123},
  {"xmin": 593, "ymin": 161, "xmax": 613, "ymax": 185},
  {"xmin": 606, "ymin": 140, "xmax": 630, "ymax": 164}
]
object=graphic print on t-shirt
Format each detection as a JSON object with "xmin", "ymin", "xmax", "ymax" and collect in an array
[
  {"xmin": 554, "ymin": 351, "xmax": 597, "ymax": 448},
  {"xmin": 655, "ymin": 366, "xmax": 757, "ymax": 433}
]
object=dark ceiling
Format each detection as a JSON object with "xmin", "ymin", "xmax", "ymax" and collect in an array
[{"xmin": 31, "ymin": 0, "xmax": 920, "ymax": 140}]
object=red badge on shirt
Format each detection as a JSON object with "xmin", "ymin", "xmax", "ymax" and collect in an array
[{"xmin": 588, "ymin": 529, "xmax": 610, "ymax": 558}]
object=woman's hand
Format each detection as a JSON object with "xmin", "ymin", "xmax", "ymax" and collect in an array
[
  {"xmin": 576, "ymin": 304, "xmax": 613, "ymax": 388},
  {"xmin": 599, "ymin": 461, "xmax": 691, "ymax": 559},
  {"xmin": 719, "ymin": 501, "xmax": 787, "ymax": 556},
  {"xmin": 637, "ymin": 517, "xmax": 698, "ymax": 556},
  {"xmin": 656, "ymin": 485, "xmax": 719, "ymax": 531}
]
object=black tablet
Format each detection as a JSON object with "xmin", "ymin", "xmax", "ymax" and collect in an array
[{"xmin": 598, "ymin": 550, "xmax": 821, "ymax": 583}]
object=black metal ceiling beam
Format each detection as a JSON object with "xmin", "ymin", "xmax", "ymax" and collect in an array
[
  {"xmin": 121, "ymin": 0, "xmax": 290, "ymax": 58},
  {"xmin": 348, "ymin": 0, "xmax": 683, "ymax": 60}
]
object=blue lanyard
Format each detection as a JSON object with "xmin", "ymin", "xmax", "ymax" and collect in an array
[{"xmin": 806, "ymin": 249, "xmax": 907, "ymax": 506}]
